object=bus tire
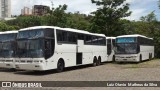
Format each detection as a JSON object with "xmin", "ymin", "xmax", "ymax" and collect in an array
[
  {"xmin": 149, "ymin": 53, "xmax": 152, "ymax": 60},
  {"xmin": 112, "ymin": 55, "xmax": 115, "ymax": 62},
  {"xmin": 57, "ymin": 59, "xmax": 65, "ymax": 73},
  {"xmin": 10, "ymin": 68, "xmax": 16, "ymax": 71},
  {"xmin": 97, "ymin": 56, "xmax": 101, "ymax": 66},
  {"xmin": 93, "ymin": 57, "xmax": 97, "ymax": 67},
  {"xmin": 139, "ymin": 55, "xmax": 142, "ymax": 62}
]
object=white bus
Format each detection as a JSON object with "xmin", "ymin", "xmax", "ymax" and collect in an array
[
  {"xmin": 0, "ymin": 31, "xmax": 18, "ymax": 69},
  {"xmin": 15, "ymin": 26, "xmax": 107, "ymax": 72},
  {"xmin": 115, "ymin": 34, "xmax": 154, "ymax": 62},
  {"xmin": 106, "ymin": 37, "xmax": 116, "ymax": 62}
]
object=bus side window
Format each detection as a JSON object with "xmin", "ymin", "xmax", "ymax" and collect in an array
[{"xmin": 107, "ymin": 39, "xmax": 112, "ymax": 55}]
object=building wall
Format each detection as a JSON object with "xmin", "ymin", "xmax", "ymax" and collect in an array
[
  {"xmin": 33, "ymin": 5, "xmax": 50, "ymax": 16},
  {"xmin": 0, "ymin": 1, "xmax": 1, "ymax": 18},
  {"xmin": 0, "ymin": 0, "xmax": 11, "ymax": 19},
  {"xmin": 21, "ymin": 7, "xmax": 32, "ymax": 16}
]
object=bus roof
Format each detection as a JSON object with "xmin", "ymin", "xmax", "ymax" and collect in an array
[
  {"xmin": 20, "ymin": 26, "xmax": 106, "ymax": 37},
  {"xmin": 61, "ymin": 28, "xmax": 106, "ymax": 37},
  {"xmin": 0, "ymin": 30, "xmax": 18, "ymax": 34},
  {"xmin": 93, "ymin": 33, "xmax": 106, "ymax": 37},
  {"xmin": 19, "ymin": 26, "xmax": 60, "ymax": 31},
  {"xmin": 62, "ymin": 28, "xmax": 90, "ymax": 34},
  {"xmin": 106, "ymin": 37, "xmax": 116, "ymax": 39},
  {"xmin": 117, "ymin": 34, "xmax": 153, "ymax": 40}
]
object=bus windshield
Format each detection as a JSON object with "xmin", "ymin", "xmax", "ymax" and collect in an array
[
  {"xmin": 0, "ymin": 43, "xmax": 3, "ymax": 50},
  {"xmin": 0, "ymin": 33, "xmax": 17, "ymax": 41},
  {"xmin": 115, "ymin": 43, "xmax": 138, "ymax": 54},
  {"xmin": 27, "ymin": 39, "xmax": 44, "ymax": 58},
  {"xmin": 116, "ymin": 37, "xmax": 136, "ymax": 43},
  {"xmin": 0, "ymin": 42, "xmax": 15, "ymax": 58},
  {"xmin": 17, "ymin": 39, "xmax": 44, "ymax": 58},
  {"xmin": 17, "ymin": 40, "xmax": 28, "ymax": 58}
]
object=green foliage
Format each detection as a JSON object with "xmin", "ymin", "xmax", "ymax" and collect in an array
[
  {"xmin": 140, "ymin": 11, "xmax": 157, "ymax": 22},
  {"xmin": 126, "ymin": 12, "xmax": 160, "ymax": 57},
  {"xmin": 0, "ymin": 22, "xmax": 8, "ymax": 31},
  {"xmin": 6, "ymin": 16, "xmax": 41, "ymax": 28},
  {"xmin": 153, "ymin": 25, "xmax": 160, "ymax": 57},
  {"xmin": 0, "ymin": 22, "xmax": 19, "ymax": 31},
  {"xmin": 90, "ymin": 0, "xmax": 131, "ymax": 36},
  {"xmin": 65, "ymin": 12, "xmax": 91, "ymax": 31}
]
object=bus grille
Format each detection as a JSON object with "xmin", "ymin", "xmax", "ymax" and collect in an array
[
  {"xmin": 20, "ymin": 60, "xmax": 26, "ymax": 63},
  {"xmin": 27, "ymin": 60, "xmax": 33, "ymax": 63},
  {"xmin": 5, "ymin": 60, "xmax": 13, "ymax": 62}
]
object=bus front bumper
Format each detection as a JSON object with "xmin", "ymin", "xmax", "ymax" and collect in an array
[
  {"xmin": 15, "ymin": 63, "xmax": 46, "ymax": 71},
  {"xmin": 0, "ymin": 59, "xmax": 15, "ymax": 69},
  {"xmin": 115, "ymin": 55, "xmax": 139, "ymax": 62}
]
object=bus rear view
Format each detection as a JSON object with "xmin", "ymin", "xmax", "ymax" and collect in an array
[{"xmin": 115, "ymin": 34, "xmax": 154, "ymax": 62}]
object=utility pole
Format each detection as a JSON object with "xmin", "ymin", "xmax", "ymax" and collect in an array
[{"xmin": 50, "ymin": 0, "xmax": 54, "ymax": 15}]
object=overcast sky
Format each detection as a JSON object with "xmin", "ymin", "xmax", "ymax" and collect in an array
[{"xmin": 12, "ymin": 0, "xmax": 160, "ymax": 21}]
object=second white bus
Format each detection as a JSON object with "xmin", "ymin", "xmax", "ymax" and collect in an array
[{"xmin": 115, "ymin": 34, "xmax": 154, "ymax": 62}]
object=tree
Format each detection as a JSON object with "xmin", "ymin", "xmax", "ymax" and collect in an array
[
  {"xmin": 140, "ymin": 11, "xmax": 157, "ymax": 22},
  {"xmin": 139, "ymin": 11, "xmax": 160, "ymax": 57},
  {"xmin": 90, "ymin": 0, "xmax": 131, "ymax": 36},
  {"xmin": 52, "ymin": 4, "xmax": 68, "ymax": 27},
  {"xmin": 65, "ymin": 13, "xmax": 91, "ymax": 30},
  {"xmin": 0, "ymin": 22, "xmax": 8, "ymax": 31}
]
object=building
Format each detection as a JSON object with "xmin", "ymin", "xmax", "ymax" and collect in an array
[
  {"xmin": 33, "ymin": 5, "xmax": 50, "ymax": 16},
  {"xmin": 21, "ymin": 7, "xmax": 32, "ymax": 16},
  {"xmin": 0, "ymin": 0, "xmax": 11, "ymax": 19}
]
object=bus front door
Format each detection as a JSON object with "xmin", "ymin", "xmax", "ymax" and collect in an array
[
  {"xmin": 76, "ymin": 40, "xmax": 84, "ymax": 65},
  {"xmin": 44, "ymin": 39, "xmax": 54, "ymax": 60}
]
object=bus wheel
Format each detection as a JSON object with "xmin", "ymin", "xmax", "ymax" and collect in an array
[
  {"xmin": 10, "ymin": 68, "xmax": 16, "ymax": 71},
  {"xmin": 97, "ymin": 56, "xmax": 101, "ymax": 66},
  {"xmin": 149, "ymin": 53, "xmax": 152, "ymax": 60},
  {"xmin": 112, "ymin": 55, "xmax": 115, "ymax": 62},
  {"xmin": 57, "ymin": 60, "xmax": 64, "ymax": 73},
  {"xmin": 93, "ymin": 57, "xmax": 97, "ymax": 67},
  {"xmin": 139, "ymin": 55, "xmax": 142, "ymax": 62}
]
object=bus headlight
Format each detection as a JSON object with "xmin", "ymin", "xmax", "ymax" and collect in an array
[
  {"xmin": 15, "ymin": 60, "xmax": 19, "ymax": 63},
  {"xmin": 34, "ymin": 60, "xmax": 43, "ymax": 63},
  {"xmin": 34, "ymin": 60, "xmax": 39, "ymax": 63},
  {"xmin": 130, "ymin": 56, "xmax": 137, "ymax": 58}
]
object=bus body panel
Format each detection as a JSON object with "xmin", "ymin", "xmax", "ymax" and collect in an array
[{"xmin": 140, "ymin": 45, "xmax": 154, "ymax": 60}]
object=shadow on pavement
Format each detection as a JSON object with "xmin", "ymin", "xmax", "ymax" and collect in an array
[
  {"xmin": 0, "ymin": 68, "xmax": 17, "ymax": 72},
  {"xmin": 14, "ymin": 64, "xmax": 95, "ymax": 76}
]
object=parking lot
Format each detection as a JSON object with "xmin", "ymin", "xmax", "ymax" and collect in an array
[{"xmin": 0, "ymin": 59, "xmax": 160, "ymax": 90}]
